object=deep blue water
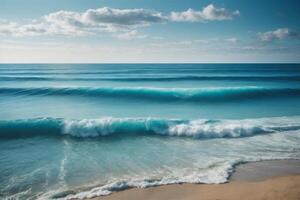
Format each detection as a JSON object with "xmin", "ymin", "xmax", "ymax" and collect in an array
[{"xmin": 0, "ymin": 64, "xmax": 300, "ymax": 199}]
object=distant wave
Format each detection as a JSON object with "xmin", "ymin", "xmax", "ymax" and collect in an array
[
  {"xmin": 1, "ymin": 86, "xmax": 300, "ymax": 102},
  {"xmin": 1, "ymin": 75, "xmax": 300, "ymax": 82},
  {"xmin": 1, "ymin": 116, "xmax": 300, "ymax": 139}
]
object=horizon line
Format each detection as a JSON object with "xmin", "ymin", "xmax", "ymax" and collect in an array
[{"xmin": 0, "ymin": 62, "xmax": 299, "ymax": 65}]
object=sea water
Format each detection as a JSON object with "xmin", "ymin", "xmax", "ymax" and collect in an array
[{"xmin": 0, "ymin": 64, "xmax": 300, "ymax": 199}]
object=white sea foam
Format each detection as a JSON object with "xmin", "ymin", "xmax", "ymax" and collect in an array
[
  {"xmin": 59, "ymin": 160, "xmax": 237, "ymax": 200},
  {"xmin": 62, "ymin": 116, "xmax": 300, "ymax": 139},
  {"xmin": 2, "ymin": 116, "xmax": 300, "ymax": 139},
  {"xmin": 32, "ymin": 129, "xmax": 300, "ymax": 200}
]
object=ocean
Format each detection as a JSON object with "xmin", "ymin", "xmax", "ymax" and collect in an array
[{"xmin": 0, "ymin": 64, "xmax": 300, "ymax": 199}]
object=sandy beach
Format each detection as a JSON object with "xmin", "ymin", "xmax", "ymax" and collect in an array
[{"xmin": 92, "ymin": 160, "xmax": 300, "ymax": 200}]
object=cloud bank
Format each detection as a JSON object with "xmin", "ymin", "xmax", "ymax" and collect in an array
[
  {"xmin": 170, "ymin": 4, "xmax": 240, "ymax": 22},
  {"xmin": 258, "ymin": 28, "xmax": 300, "ymax": 42},
  {"xmin": 0, "ymin": 7, "xmax": 167, "ymax": 37},
  {"xmin": 0, "ymin": 5, "xmax": 239, "ymax": 37}
]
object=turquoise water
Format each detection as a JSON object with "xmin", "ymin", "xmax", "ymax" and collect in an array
[{"xmin": 0, "ymin": 64, "xmax": 300, "ymax": 199}]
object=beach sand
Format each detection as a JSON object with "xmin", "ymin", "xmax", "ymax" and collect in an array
[{"xmin": 91, "ymin": 160, "xmax": 300, "ymax": 200}]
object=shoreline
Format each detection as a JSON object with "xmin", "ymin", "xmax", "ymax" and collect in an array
[
  {"xmin": 89, "ymin": 159, "xmax": 300, "ymax": 200},
  {"xmin": 230, "ymin": 159, "xmax": 300, "ymax": 181}
]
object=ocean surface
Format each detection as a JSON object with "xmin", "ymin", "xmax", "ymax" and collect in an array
[{"xmin": 0, "ymin": 64, "xmax": 300, "ymax": 199}]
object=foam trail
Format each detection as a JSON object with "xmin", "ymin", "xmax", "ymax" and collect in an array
[{"xmin": 58, "ymin": 140, "xmax": 70, "ymax": 188}]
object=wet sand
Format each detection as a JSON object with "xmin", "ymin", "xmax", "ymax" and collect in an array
[{"xmin": 91, "ymin": 160, "xmax": 300, "ymax": 200}]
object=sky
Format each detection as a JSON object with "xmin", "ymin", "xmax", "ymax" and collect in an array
[{"xmin": 0, "ymin": 0, "xmax": 300, "ymax": 63}]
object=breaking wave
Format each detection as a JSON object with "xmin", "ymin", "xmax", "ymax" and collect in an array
[{"xmin": 1, "ymin": 116, "xmax": 300, "ymax": 139}]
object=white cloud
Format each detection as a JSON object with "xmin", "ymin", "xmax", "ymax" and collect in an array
[
  {"xmin": 170, "ymin": 4, "xmax": 239, "ymax": 22},
  {"xmin": 258, "ymin": 28, "xmax": 300, "ymax": 41},
  {"xmin": 82, "ymin": 7, "xmax": 167, "ymax": 26},
  {"xmin": 0, "ymin": 20, "xmax": 49, "ymax": 37},
  {"xmin": 0, "ymin": 7, "xmax": 167, "ymax": 37},
  {"xmin": 0, "ymin": 16, "xmax": 87, "ymax": 37},
  {"xmin": 0, "ymin": 5, "xmax": 239, "ymax": 37}
]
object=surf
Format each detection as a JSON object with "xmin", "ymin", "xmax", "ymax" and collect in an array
[{"xmin": 1, "ymin": 116, "xmax": 300, "ymax": 139}]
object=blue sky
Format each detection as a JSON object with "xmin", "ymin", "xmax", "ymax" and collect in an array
[{"xmin": 0, "ymin": 0, "xmax": 300, "ymax": 63}]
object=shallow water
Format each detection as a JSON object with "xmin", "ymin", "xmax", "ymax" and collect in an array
[{"xmin": 0, "ymin": 64, "xmax": 300, "ymax": 199}]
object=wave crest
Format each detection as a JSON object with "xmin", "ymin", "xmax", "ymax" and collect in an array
[
  {"xmin": 1, "ymin": 116, "xmax": 300, "ymax": 139},
  {"xmin": 1, "ymin": 86, "xmax": 300, "ymax": 102}
]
